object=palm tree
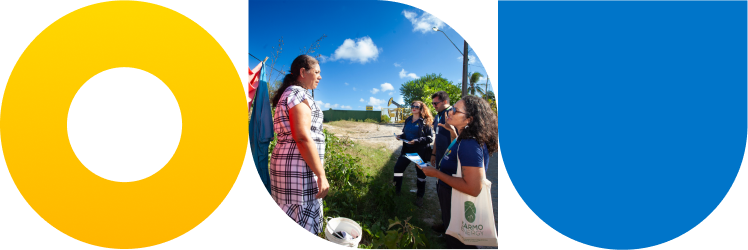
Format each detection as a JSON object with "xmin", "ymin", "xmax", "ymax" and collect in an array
[{"xmin": 467, "ymin": 72, "xmax": 484, "ymax": 96}]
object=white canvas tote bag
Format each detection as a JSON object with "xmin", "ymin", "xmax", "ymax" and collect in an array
[{"xmin": 445, "ymin": 142, "xmax": 498, "ymax": 247}]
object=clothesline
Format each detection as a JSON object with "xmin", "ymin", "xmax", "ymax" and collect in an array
[{"xmin": 248, "ymin": 52, "xmax": 285, "ymax": 75}]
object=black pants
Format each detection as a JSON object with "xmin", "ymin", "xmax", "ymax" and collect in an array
[
  {"xmin": 393, "ymin": 145, "xmax": 429, "ymax": 197},
  {"xmin": 438, "ymin": 183, "xmax": 478, "ymax": 249}
]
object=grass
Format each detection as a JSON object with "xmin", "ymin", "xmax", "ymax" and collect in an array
[{"xmin": 319, "ymin": 129, "xmax": 446, "ymax": 248}]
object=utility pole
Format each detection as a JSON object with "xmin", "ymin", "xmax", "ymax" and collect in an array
[
  {"xmin": 462, "ymin": 41, "xmax": 469, "ymax": 98},
  {"xmin": 485, "ymin": 76, "xmax": 490, "ymax": 100}
]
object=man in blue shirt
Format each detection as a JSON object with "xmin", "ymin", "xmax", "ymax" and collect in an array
[
  {"xmin": 430, "ymin": 91, "xmax": 453, "ymax": 170},
  {"xmin": 429, "ymin": 91, "xmax": 452, "ymax": 234}
]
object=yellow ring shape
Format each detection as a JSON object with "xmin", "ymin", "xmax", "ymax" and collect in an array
[{"xmin": 1, "ymin": 1, "xmax": 247, "ymax": 249}]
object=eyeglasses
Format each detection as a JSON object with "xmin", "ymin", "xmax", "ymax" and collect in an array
[
  {"xmin": 450, "ymin": 108, "xmax": 466, "ymax": 115},
  {"xmin": 431, "ymin": 101, "xmax": 441, "ymax": 106},
  {"xmin": 411, "ymin": 106, "xmax": 421, "ymax": 109}
]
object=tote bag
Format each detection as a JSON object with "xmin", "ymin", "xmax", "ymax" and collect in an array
[{"xmin": 445, "ymin": 142, "xmax": 498, "ymax": 247}]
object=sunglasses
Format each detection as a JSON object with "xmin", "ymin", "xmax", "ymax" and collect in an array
[
  {"xmin": 411, "ymin": 106, "xmax": 421, "ymax": 109},
  {"xmin": 450, "ymin": 108, "xmax": 466, "ymax": 115},
  {"xmin": 431, "ymin": 101, "xmax": 441, "ymax": 106}
]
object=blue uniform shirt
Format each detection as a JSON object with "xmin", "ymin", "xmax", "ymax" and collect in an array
[
  {"xmin": 438, "ymin": 138, "xmax": 489, "ymax": 188},
  {"xmin": 402, "ymin": 117, "xmax": 422, "ymax": 141},
  {"xmin": 433, "ymin": 107, "xmax": 453, "ymax": 166}
]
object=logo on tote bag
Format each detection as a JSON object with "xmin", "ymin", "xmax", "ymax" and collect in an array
[
  {"xmin": 461, "ymin": 201, "xmax": 484, "ymax": 236},
  {"xmin": 465, "ymin": 201, "xmax": 477, "ymax": 223}
]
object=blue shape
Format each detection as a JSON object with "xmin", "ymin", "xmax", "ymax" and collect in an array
[
  {"xmin": 497, "ymin": 2, "xmax": 746, "ymax": 249},
  {"xmin": 249, "ymin": 62, "xmax": 274, "ymax": 194}
]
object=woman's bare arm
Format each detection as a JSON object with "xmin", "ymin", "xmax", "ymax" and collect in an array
[
  {"xmin": 420, "ymin": 165, "xmax": 484, "ymax": 197},
  {"xmin": 288, "ymin": 100, "xmax": 329, "ymax": 199}
]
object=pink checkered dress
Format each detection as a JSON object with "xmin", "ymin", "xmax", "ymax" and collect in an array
[{"xmin": 270, "ymin": 85, "xmax": 326, "ymax": 206}]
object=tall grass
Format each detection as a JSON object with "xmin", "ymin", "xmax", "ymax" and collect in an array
[{"xmin": 268, "ymin": 129, "xmax": 443, "ymax": 248}]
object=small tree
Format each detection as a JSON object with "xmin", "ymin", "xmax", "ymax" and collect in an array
[
  {"xmin": 268, "ymin": 37, "xmax": 286, "ymax": 84},
  {"xmin": 399, "ymin": 73, "xmax": 461, "ymax": 117},
  {"xmin": 300, "ymin": 34, "xmax": 327, "ymax": 98},
  {"xmin": 468, "ymin": 72, "xmax": 484, "ymax": 96}
]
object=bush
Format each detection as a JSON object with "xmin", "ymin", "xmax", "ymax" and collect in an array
[
  {"xmin": 372, "ymin": 216, "xmax": 426, "ymax": 249},
  {"xmin": 380, "ymin": 115, "xmax": 390, "ymax": 123},
  {"xmin": 364, "ymin": 118, "xmax": 378, "ymax": 123},
  {"xmin": 270, "ymin": 128, "xmax": 434, "ymax": 248}
]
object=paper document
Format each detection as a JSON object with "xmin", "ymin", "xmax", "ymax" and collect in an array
[
  {"xmin": 395, "ymin": 133, "xmax": 410, "ymax": 143},
  {"xmin": 405, "ymin": 153, "xmax": 431, "ymax": 167}
]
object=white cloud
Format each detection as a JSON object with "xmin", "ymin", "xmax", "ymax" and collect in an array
[
  {"xmin": 344, "ymin": 82, "xmax": 349, "ymax": 85},
  {"xmin": 341, "ymin": 105, "xmax": 352, "ymax": 110},
  {"xmin": 397, "ymin": 95, "xmax": 405, "ymax": 104},
  {"xmin": 327, "ymin": 37, "xmax": 380, "ymax": 64},
  {"xmin": 399, "ymin": 68, "xmax": 418, "ymax": 79},
  {"xmin": 394, "ymin": 62, "xmax": 401, "ymax": 67},
  {"xmin": 380, "ymin": 83, "xmax": 394, "ymax": 92},
  {"xmin": 389, "ymin": 92, "xmax": 393, "ymax": 96},
  {"xmin": 370, "ymin": 88, "xmax": 380, "ymax": 94},
  {"xmin": 403, "ymin": 10, "xmax": 445, "ymax": 34},
  {"xmin": 457, "ymin": 54, "xmax": 477, "ymax": 63},
  {"xmin": 315, "ymin": 100, "xmax": 341, "ymax": 109},
  {"xmin": 368, "ymin": 97, "xmax": 385, "ymax": 106},
  {"xmin": 359, "ymin": 98, "xmax": 365, "ymax": 102},
  {"xmin": 479, "ymin": 76, "xmax": 487, "ymax": 82}
]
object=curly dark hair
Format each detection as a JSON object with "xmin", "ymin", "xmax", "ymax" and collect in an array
[
  {"xmin": 271, "ymin": 54, "xmax": 318, "ymax": 107},
  {"xmin": 457, "ymin": 95, "xmax": 498, "ymax": 153}
]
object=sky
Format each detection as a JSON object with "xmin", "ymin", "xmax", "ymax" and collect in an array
[{"xmin": 248, "ymin": 0, "xmax": 488, "ymax": 110}]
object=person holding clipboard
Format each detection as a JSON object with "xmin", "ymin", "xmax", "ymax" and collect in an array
[{"xmin": 393, "ymin": 101, "xmax": 434, "ymax": 207}]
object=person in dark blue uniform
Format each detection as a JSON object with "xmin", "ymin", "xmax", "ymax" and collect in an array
[
  {"xmin": 419, "ymin": 96, "xmax": 498, "ymax": 249},
  {"xmin": 429, "ymin": 91, "xmax": 453, "ymax": 232},
  {"xmin": 393, "ymin": 100, "xmax": 434, "ymax": 207}
]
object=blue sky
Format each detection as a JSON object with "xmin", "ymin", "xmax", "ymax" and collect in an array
[{"xmin": 248, "ymin": 0, "xmax": 488, "ymax": 110}]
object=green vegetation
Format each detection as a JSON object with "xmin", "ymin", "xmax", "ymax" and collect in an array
[
  {"xmin": 399, "ymin": 73, "xmax": 462, "ymax": 117},
  {"xmin": 372, "ymin": 216, "xmax": 426, "ymax": 249},
  {"xmin": 268, "ymin": 126, "xmax": 444, "ymax": 248},
  {"xmin": 380, "ymin": 115, "xmax": 390, "ymax": 123}
]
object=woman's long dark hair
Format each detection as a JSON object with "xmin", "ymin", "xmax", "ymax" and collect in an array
[
  {"xmin": 271, "ymin": 55, "xmax": 318, "ymax": 107},
  {"xmin": 458, "ymin": 95, "xmax": 498, "ymax": 153}
]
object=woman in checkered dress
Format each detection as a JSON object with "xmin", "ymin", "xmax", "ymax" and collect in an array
[{"xmin": 269, "ymin": 55, "xmax": 329, "ymax": 234}]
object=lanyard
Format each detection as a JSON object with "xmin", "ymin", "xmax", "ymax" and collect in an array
[
  {"xmin": 439, "ymin": 139, "xmax": 458, "ymax": 166},
  {"xmin": 435, "ymin": 107, "xmax": 450, "ymax": 135}
]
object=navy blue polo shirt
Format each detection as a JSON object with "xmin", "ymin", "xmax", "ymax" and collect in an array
[
  {"xmin": 433, "ymin": 107, "xmax": 453, "ymax": 165},
  {"xmin": 402, "ymin": 117, "xmax": 422, "ymax": 141},
  {"xmin": 438, "ymin": 138, "xmax": 489, "ymax": 188}
]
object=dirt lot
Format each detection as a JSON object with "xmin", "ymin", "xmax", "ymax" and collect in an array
[{"xmin": 323, "ymin": 121, "xmax": 405, "ymax": 151}]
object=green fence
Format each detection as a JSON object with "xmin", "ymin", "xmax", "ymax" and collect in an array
[{"xmin": 323, "ymin": 110, "xmax": 381, "ymax": 122}]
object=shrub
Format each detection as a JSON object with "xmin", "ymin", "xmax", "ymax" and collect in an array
[
  {"xmin": 364, "ymin": 118, "xmax": 378, "ymax": 124},
  {"xmin": 372, "ymin": 216, "xmax": 426, "ymax": 249},
  {"xmin": 380, "ymin": 115, "xmax": 390, "ymax": 123}
]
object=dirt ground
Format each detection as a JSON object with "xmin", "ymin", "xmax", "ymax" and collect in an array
[
  {"xmin": 325, "ymin": 120, "xmax": 499, "ymax": 249},
  {"xmin": 323, "ymin": 121, "xmax": 404, "ymax": 151}
]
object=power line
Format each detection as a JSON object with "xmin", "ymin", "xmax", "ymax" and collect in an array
[{"xmin": 247, "ymin": 52, "xmax": 284, "ymax": 74}]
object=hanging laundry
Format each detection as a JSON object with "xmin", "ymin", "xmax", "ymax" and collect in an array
[
  {"xmin": 248, "ymin": 61, "xmax": 274, "ymax": 194},
  {"xmin": 247, "ymin": 62, "xmax": 263, "ymax": 110}
]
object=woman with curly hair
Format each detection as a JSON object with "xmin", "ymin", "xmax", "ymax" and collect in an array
[
  {"xmin": 393, "ymin": 100, "xmax": 434, "ymax": 207},
  {"xmin": 419, "ymin": 95, "xmax": 498, "ymax": 249}
]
